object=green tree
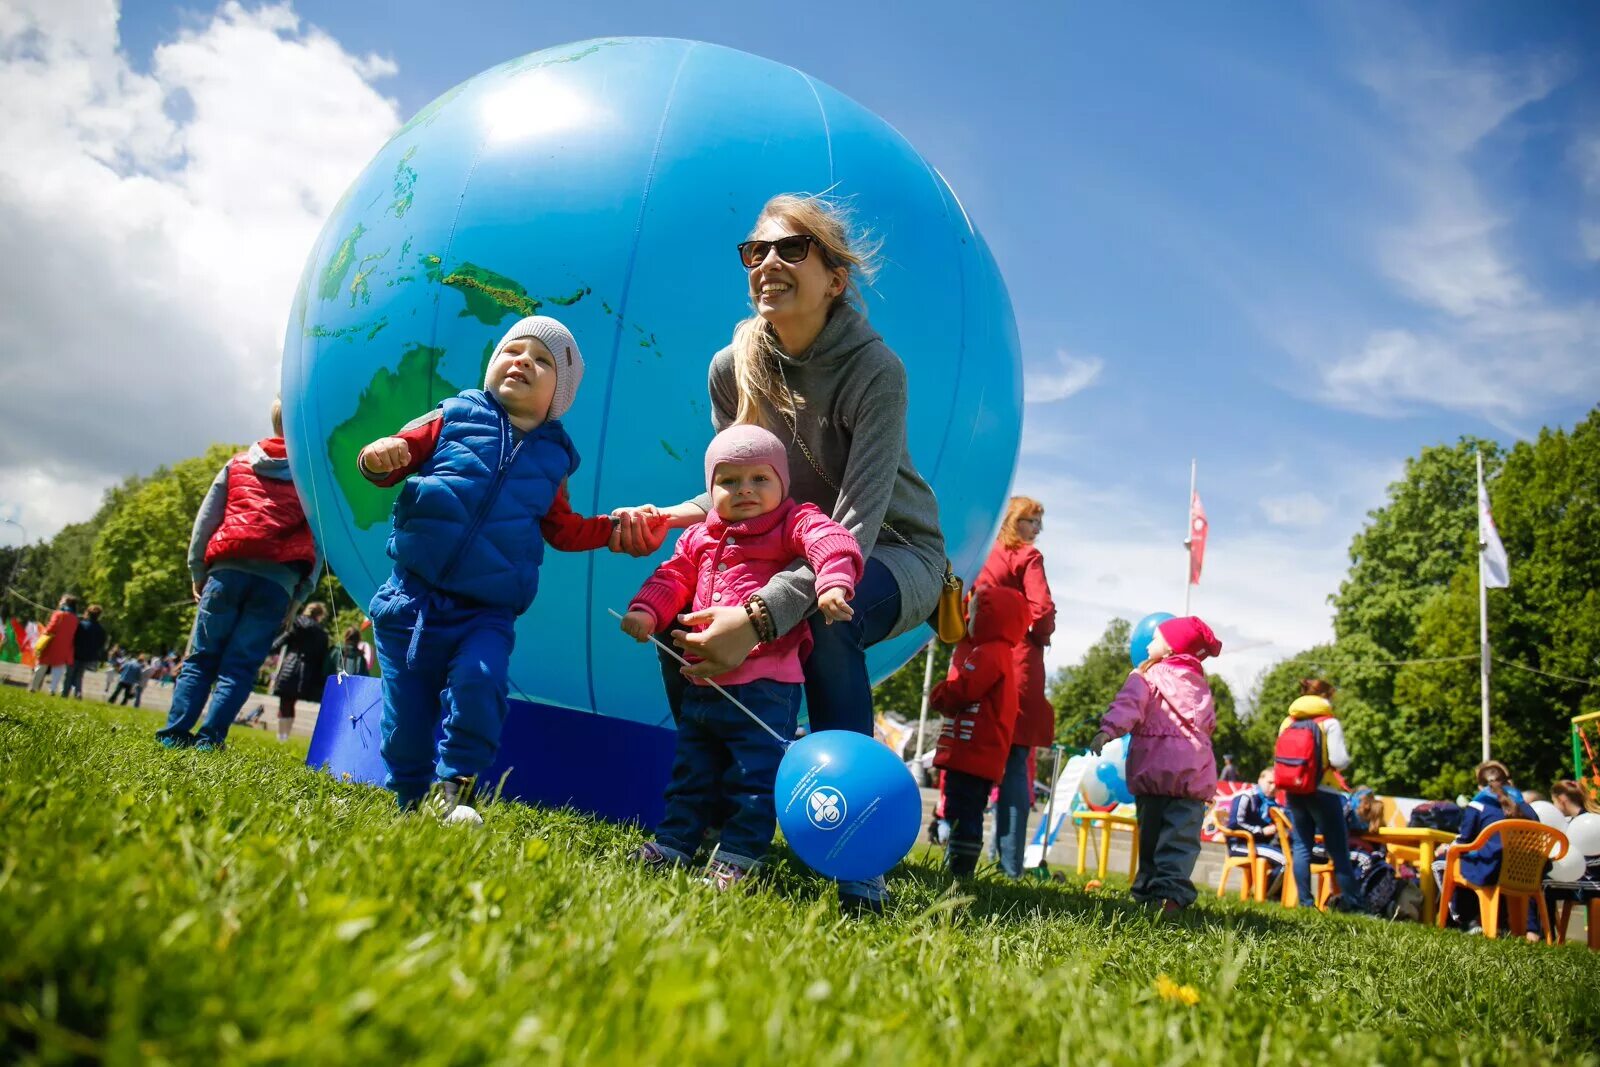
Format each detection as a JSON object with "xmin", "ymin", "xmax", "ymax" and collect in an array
[
  {"xmin": 87, "ymin": 444, "xmax": 241, "ymax": 652},
  {"xmin": 871, "ymin": 640, "xmax": 953, "ymax": 720},
  {"xmin": 1048, "ymin": 618, "xmax": 1132, "ymax": 748}
]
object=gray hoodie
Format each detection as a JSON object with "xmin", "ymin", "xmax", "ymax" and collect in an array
[
  {"xmin": 692, "ymin": 305, "xmax": 946, "ymax": 640},
  {"xmin": 188, "ymin": 440, "xmax": 322, "ymax": 605}
]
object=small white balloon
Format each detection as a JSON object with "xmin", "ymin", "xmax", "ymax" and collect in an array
[
  {"xmin": 1566, "ymin": 812, "xmax": 1600, "ymax": 858},
  {"xmin": 1531, "ymin": 800, "xmax": 1566, "ymax": 831},
  {"xmin": 1548, "ymin": 851, "xmax": 1587, "ymax": 882}
]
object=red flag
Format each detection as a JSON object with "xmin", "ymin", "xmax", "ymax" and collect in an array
[{"xmin": 1188, "ymin": 492, "xmax": 1208, "ymax": 585}]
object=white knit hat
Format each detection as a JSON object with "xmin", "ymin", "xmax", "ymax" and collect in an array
[{"xmin": 488, "ymin": 315, "xmax": 585, "ymax": 420}]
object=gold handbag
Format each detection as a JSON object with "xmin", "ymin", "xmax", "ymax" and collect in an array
[{"xmin": 780, "ymin": 409, "xmax": 966, "ymax": 643}]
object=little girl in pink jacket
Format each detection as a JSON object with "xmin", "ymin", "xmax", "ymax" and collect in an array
[
  {"xmin": 1090, "ymin": 615, "xmax": 1222, "ymax": 913},
  {"xmin": 620, "ymin": 424, "xmax": 862, "ymax": 889}
]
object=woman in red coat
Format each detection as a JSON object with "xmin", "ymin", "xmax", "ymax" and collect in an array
[
  {"xmin": 976, "ymin": 496, "xmax": 1057, "ymax": 877},
  {"xmin": 29, "ymin": 594, "xmax": 81, "ymax": 695}
]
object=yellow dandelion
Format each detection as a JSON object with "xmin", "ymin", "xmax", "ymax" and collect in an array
[{"xmin": 1155, "ymin": 974, "xmax": 1201, "ymax": 1006}]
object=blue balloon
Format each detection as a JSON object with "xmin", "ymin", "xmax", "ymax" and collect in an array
[
  {"xmin": 775, "ymin": 731, "xmax": 922, "ymax": 882},
  {"xmin": 280, "ymin": 37, "xmax": 1022, "ymax": 730},
  {"xmin": 1128, "ymin": 612, "xmax": 1176, "ymax": 667}
]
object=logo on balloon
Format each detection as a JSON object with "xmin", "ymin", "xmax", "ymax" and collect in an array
[{"xmin": 806, "ymin": 786, "xmax": 847, "ymax": 830}]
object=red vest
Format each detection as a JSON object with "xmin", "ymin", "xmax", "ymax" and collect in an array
[{"xmin": 203, "ymin": 439, "xmax": 316, "ymax": 568}]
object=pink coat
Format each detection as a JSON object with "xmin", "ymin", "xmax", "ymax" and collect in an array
[
  {"xmin": 1098, "ymin": 656, "xmax": 1217, "ymax": 801},
  {"xmin": 629, "ymin": 498, "xmax": 862, "ymax": 686}
]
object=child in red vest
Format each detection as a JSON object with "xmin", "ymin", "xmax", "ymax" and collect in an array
[
  {"xmin": 1090, "ymin": 615, "xmax": 1222, "ymax": 913},
  {"xmin": 621, "ymin": 424, "xmax": 862, "ymax": 889},
  {"xmin": 929, "ymin": 585, "xmax": 1031, "ymax": 877},
  {"xmin": 157, "ymin": 398, "xmax": 322, "ymax": 751}
]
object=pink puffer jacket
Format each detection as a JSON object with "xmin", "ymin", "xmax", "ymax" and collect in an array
[
  {"xmin": 1098, "ymin": 656, "xmax": 1218, "ymax": 801},
  {"xmin": 629, "ymin": 498, "xmax": 862, "ymax": 686}
]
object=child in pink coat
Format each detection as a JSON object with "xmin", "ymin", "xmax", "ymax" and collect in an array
[
  {"xmin": 1090, "ymin": 615, "xmax": 1222, "ymax": 913},
  {"xmin": 621, "ymin": 424, "xmax": 862, "ymax": 889}
]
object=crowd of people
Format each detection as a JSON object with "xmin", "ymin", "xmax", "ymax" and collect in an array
[{"xmin": 13, "ymin": 191, "xmax": 1597, "ymax": 934}]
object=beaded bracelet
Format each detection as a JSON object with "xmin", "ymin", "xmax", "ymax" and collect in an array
[{"xmin": 747, "ymin": 595, "xmax": 777, "ymax": 644}]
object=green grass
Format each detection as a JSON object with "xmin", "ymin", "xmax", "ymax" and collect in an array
[{"xmin": 2, "ymin": 691, "xmax": 1597, "ymax": 1066}]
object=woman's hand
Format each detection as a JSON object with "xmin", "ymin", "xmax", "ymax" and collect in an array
[
  {"xmin": 673, "ymin": 606, "xmax": 759, "ymax": 679},
  {"xmin": 817, "ymin": 587, "xmax": 854, "ymax": 624},
  {"xmin": 608, "ymin": 504, "xmax": 684, "ymax": 557}
]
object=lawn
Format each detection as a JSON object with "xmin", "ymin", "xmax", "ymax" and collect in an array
[{"xmin": 2, "ymin": 690, "xmax": 1597, "ymax": 1065}]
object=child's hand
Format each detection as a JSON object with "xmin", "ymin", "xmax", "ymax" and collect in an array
[
  {"xmin": 817, "ymin": 587, "xmax": 854, "ymax": 624},
  {"xmin": 619, "ymin": 610, "xmax": 655, "ymax": 643},
  {"xmin": 362, "ymin": 436, "xmax": 411, "ymax": 474},
  {"xmin": 1089, "ymin": 730, "xmax": 1111, "ymax": 756}
]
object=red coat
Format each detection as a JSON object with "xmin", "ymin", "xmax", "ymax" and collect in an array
[
  {"xmin": 203, "ymin": 438, "xmax": 316, "ymax": 568},
  {"xmin": 930, "ymin": 585, "xmax": 1031, "ymax": 782},
  {"xmin": 36, "ymin": 610, "xmax": 79, "ymax": 667},
  {"xmin": 976, "ymin": 541, "xmax": 1057, "ymax": 747}
]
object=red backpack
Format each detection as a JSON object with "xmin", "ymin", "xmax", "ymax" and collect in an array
[{"xmin": 1273, "ymin": 719, "xmax": 1327, "ymax": 795}]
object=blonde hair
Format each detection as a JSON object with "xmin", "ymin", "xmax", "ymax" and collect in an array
[
  {"xmin": 997, "ymin": 496, "xmax": 1044, "ymax": 548},
  {"xmin": 730, "ymin": 194, "xmax": 880, "ymax": 429},
  {"xmin": 271, "ymin": 396, "xmax": 284, "ymax": 437}
]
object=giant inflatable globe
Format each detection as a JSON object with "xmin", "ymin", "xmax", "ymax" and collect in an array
[{"xmin": 282, "ymin": 39, "xmax": 1021, "ymax": 762}]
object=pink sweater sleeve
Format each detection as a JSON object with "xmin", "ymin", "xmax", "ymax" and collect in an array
[
  {"xmin": 629, "ymin": 530, "xmax": 701, "ymax": 631},
  {"xmin": 1099, "ymin": 671, "xmax": 1150, "ymax": 740},
  {"xmin": 787, "ymin": 504, "xmax": 863, "ymax": 596}
]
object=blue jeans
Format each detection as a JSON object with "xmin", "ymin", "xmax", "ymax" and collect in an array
[
  {"xmin": 1287, "ymin": 790, "xmax": 1363, "ymax": 908},
  {"xmin": 654, "ymin": 678, "xmax": 800, "ymax": 869},
  {"xmin": 1131, "ymin": 795, "xmax": 1206, "ymax": 907},
  {"xmin": 994, "ymin": 745, "xmax": 1032, "ymax": 877},
  {"xmin": 370, "ymin": 571, "xmax": 516, "ymax": 806},
  {"xmin": 158, "ymin": 570, "xmax": 290, "ymax": 746}
]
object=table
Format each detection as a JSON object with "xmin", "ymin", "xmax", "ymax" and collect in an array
[
  {"xmin": 1073, "ymin": 810, "xmax": 1139, "ymax": 881},
  {"xmin": 1363, "ymin": 826, "xmax": 1459, "ymax": 920}
]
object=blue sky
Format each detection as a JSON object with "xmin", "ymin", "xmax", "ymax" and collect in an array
[{"xmin": 3, "ymin": 1, "xmax": 1596, "ymax": 695}]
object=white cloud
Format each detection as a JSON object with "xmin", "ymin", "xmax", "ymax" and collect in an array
[
  {"xmin": 1259, "ymin": 491, "xmax": 1331, "ymax": 528},
  {"xmin": 1307, "ymin": 39, "xmax": 1600, "ymax": 424},
  {"xmin": 0, "ymin": 1, "xmax": 401, "ymax": 542},
  {"xmin": 1024, "ymin": 349, "xmax": 1103, "ymax": 404}
]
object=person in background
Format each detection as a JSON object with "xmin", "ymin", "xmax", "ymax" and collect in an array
[
  {"xmin": 1220, "ymin": 754, "xmax": 1241, "ymax": 783},
  {"xmin": 270, "ymin": 602, "xmax": 330, "ymax": 742},
  {"xmin": 1225, "ymin": 769, "xmax": 1285, "ymax": 890},
  {"xmin": 327, "ymin": 625, "xmax": 371, "ymax": 678},
  {"xmin": 62, "ymin": 604, "xmax": 108, "ymax": 699},
  {"xmin": 103, "ymin": 645, "xmax": 123, "ymax": 693},
  {"xmin": 156, "ymin": 398, "xmax": 321, "ymax": 752},
  {"xmin": 975, "ymin": 495, "xmax": 1057, "ymax": 878},
  {"xmin": 28, "ymin": 594, "xmax": 79, "ymax": 694},
  {"xmin": 1435, "ymin": 760, "xmax": 1540, "ymax": 939},
  {"xmin": 108, "ymin": 654, "xmax": 146, "ymax": 706},
  {"xmin": 1278, "ymin": 678, "xmax": 1367, "ymax": 912}
]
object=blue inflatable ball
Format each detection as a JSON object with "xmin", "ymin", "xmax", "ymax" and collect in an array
[
  {"xmin": 1128, "ymin": 612, "xmax": 1176, "ymax": 667},
  {"xmin": 1079, "ymin": 734, "xmax": 1133, "ymax": 808},
  {"xmin": 280, "ymin": 37, "xmax": 1022, "ymax": 729},
  {"xmin": 775, "ymin": 731, "xmax": 922, "ymax": 882}
]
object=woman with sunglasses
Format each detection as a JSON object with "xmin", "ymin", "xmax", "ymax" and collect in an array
[{"xmin": 610, "ymin": 193, "xmax": 947, "ymax": 915}]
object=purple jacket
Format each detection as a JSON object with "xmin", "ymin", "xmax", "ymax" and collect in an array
[{"xmin": 1099, "ymin": 657, "xmax": 1218, "ymax": 801}]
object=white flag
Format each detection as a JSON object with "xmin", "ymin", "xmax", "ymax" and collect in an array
[{"xmin": 1478, "ymin": 469, "xmax": 1510, "ymax": 589}]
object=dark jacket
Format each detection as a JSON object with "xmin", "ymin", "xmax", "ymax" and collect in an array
[
  {"xmin": 272, "ymin": 616, "xmax": 330, "ymax": 702},
  {"xmin": 73, "ymin": 617, "xmax": 109, "ymax": 665}
]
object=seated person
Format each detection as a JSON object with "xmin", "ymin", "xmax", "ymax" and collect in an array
[
  {"xmin": 1544, "ymin": 779, "xmax": 1600, "ymax": 919},
  {"xmin": 1434, "ymin": 760, "xmax": 1542, "ymax": 939},
  {"xmin": 1225, "ymin": 769, "xmax": 1286, "ymax": 873}
]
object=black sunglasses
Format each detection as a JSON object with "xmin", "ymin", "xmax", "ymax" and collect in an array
[{"xmin": 737, "ymin": 234, "xmax": 818, "ymax": 269}]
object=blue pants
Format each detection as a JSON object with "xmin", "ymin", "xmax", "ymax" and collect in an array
[
  {"xmin": 370, "ymin": 571, "xmax": 516, "ymax": 807},
  {"xmin": 654, "ymin": 678, "xmax": 800, "ymax": 869},
  {"xmin": 158, "ymin": 570, "xmax": 290, "ymax": 746},
  {"xmin": 1131, "ymin": 795, "xmax": 1206, "ymax": 907},
  {"xmin": 942, "ymin": 769, "xmax": 991, "ymax": 876},
  {"xmin": 1288, "ymin": 790, "xmax": 1363, "ymax": 908},
  {"xmin": 994, "ymin": 745, "xmax": 1032, "ymax": 877}
]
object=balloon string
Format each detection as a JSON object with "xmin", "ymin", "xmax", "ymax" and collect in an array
[{"xmin": 606, "ymin": 608, "xmax": 789, "ymax": 747}]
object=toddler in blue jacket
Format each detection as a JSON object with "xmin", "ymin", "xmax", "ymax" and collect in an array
[{"xmin": 358, "ymin": 316, "xmax": 621, "ymax": 822}]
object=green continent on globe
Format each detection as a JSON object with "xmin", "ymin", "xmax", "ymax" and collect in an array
[
  {"xmin": 327, "ymin": 344, "xmax": 466, "ymax": 531},
  {"xmin": 419, "ymin": 254, "xmax": 587, "ymax": 324},
  {"xmin": 319, "ymin": 224, "xmax": 367, "ymax": 302}
]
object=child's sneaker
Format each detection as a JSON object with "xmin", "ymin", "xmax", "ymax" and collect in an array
[
  {"xmin": 631, "ymin": 841, "xmax": 683, "ymax": 872},
  {"xmin": 703, "ymin": 859, "xmax": 752, "ymax": 892},
  {"xmin": 428, "ymin": 776, "xmax": 482, "ymax": 826},
  {"xmin": 1159, "ymin": 899, "xmax": 1186, "ymax": 918},
  {"xmin": 156, "ymin": 734, "xmax": 192, "ymax": 749},
  {"xmin": 194, "ymin": 738, "xmax": 225, "ymax": 753}
]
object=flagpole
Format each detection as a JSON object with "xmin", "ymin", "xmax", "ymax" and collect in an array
[
  {"xmin": 913, "ymin": 640, "xmax": 937, "ymax": 764},
  {"xmin": 1183, "ymin": 458, "xmax": 1196, "ymax": 615},
  {"xmin": 1477, "ymin": 450, "xmax": 1491, "ymax": 763}
]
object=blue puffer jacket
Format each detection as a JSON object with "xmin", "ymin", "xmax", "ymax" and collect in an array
[
  {"xmin": 1455, "ymin": 785, "xmax": 1538, "ymax": 886},
  {"xmin": 387, "ymin": 390, "xmax": 578, "ymax": 612}
]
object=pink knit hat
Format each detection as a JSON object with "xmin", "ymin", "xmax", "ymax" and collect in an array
[
  {"xmin": 1157, "ymin": 616, "xmax": 1222, "ymax": 660},
  {"xmin": 704, "ymin": 424, "xmax": 789, "ymax": 496}
]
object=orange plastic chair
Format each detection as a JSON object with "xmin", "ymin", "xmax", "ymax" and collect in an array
[
  {"xmin": 1436, "ymin": 819, "xmax": 1567, "ymax": 943},
  {"xmin": 1269, "ymin": 807, "xmax": 1334, "ymax": 910},
  {"xmin": 1555, "ymin": 899, "xmax": 1600, "ymax": 951},
  {"xmin": 1216, "ymin": 827, "xmax": 1269, "ymax": 902}
]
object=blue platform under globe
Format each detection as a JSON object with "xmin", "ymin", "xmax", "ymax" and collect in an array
[
  {"xmin": 309, "ymin": 674, "xmax": 679, "ymax": 826},
  {"xmin": 280, "ymin": 38, "xmax": 1023, "ymax": 816}
]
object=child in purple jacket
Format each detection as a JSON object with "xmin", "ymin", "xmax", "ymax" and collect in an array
[{"xmin": 1090, "ymin": 615, "xmax": 1222, "ymax": 914}]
